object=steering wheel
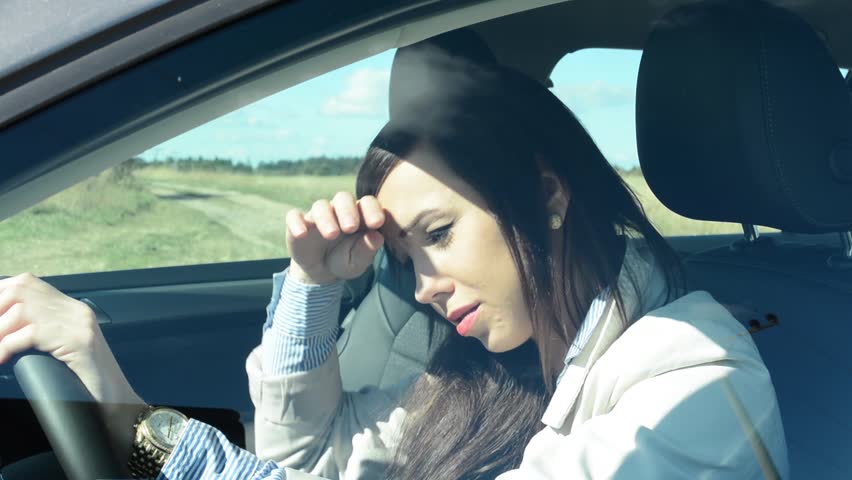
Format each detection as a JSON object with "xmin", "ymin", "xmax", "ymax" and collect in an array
[{"xmin": 13, "ymin": 354, "xmax": 126, "ymax": 480}]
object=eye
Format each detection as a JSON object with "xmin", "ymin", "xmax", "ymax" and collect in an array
[{"xmin": 426, "ymin": 223, "xmax": 453, "ymax": 248}]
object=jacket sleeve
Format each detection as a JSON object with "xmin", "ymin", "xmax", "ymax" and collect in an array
[
  {"xmin": 158, "ymin": 405, "xmax": 405, "ymax": 480},
  {"xmin": 157, "ymin": 265, "xmax": 409, "ymax": 480},
  {"xmin": 155, "ymin": 355, "xmax": 406, "ymax": 480},
  {"xmin": 247, "ymin": 346, "xmax": 409, "ymax": 479},
  {"xmin": 243, "ymin": 268, "xmax": 411, "ymax": 478},
  {"xmin": 495, "ymin": 361, "xmax": 787, "ymax": 479}
]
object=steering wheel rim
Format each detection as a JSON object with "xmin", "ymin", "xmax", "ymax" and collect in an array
[{"xmin": 13, "ymin": 354, "xmax": 126, "ymax": 480}]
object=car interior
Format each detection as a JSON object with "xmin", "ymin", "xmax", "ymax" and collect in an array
[{"xmin": 2, "ymin": 0, "xmax": 852, "ymax": 478}]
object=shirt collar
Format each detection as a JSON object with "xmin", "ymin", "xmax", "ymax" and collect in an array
[
  {"xmin": 556, "ymin": 287, "xmax": 611, "ymax": 385},
  {"xmin": 542, "ymin": 240, "xmax": 673, "ymax": 429}
]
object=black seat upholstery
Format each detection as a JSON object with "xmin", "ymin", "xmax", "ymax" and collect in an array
[
  {"xmin": 337, "ymin": 249, "xmax": 450, "ymax": 391},
  {"xmin": 638, "ymin": 1, "xmax": 852, "ymax": 477}
]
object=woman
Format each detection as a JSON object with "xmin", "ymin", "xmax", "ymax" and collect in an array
[{"xmin": 0, "ymin": 32, "xmax": 788, "ymax": 479}]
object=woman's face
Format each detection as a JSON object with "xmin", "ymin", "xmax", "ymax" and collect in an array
[{"xmin": 376, "ymin": 146, "xmax": 533, "ymax": 352}]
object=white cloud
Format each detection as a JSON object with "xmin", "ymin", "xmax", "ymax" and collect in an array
[
  {"xmin": 321, "ymin": 68, "xmax": 390, "ymax": 117},
  {"xmin": 553, "ymin": 81, "xmax": 634, "ymax": 113}
]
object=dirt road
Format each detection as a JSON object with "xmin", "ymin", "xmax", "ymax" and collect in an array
[{"xmin": 145, "ymin": 181, "xmax": 294, "ymax": 251}]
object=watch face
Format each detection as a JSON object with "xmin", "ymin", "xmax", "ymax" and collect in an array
[{"xmin": 146, "ymin": 409, "xmax": 187, "ymax": 449}]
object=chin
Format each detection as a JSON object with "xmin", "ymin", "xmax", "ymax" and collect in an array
[{"xmin": 479, "ymin": 332, "xmax": 530, "ymax": 353}]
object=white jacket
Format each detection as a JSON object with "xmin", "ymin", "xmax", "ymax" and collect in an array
[{"xmin": 245, "ymin": 243, "xmax": 789, "ymax": 479}]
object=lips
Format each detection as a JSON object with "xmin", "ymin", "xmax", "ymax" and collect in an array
[{"xmin": 447, "ymin": 304, "xmax": 480, "ymax": 337}]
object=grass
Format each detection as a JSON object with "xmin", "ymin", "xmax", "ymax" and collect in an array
[
  {"xmin": 135, "ymin": 167, "xmax": 355, "ymax": 210},
  {"xmin": 0, "ymin": 170, "xmax": 279, "ymax": 276},
  {"xmin": 1, "ymin": 165, "xmax": 749, "ymax": 277},
  {"xmin": 621, "ymin": 172, "xmax": 746, "ymax": 237}
]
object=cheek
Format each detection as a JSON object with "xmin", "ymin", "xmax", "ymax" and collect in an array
[
  {"xmin": 450, "ymin": 216, "xmax": 517, "ymax": 283},
  {"xmin": 448, "ymin": 216, "xmax": 530, "ymax": 315}
]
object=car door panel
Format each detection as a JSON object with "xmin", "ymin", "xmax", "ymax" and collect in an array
[{"xmin": 0, "ymin": 261, "xmax": 284, "ymax": 465}]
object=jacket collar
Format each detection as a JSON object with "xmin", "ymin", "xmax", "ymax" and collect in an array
[{"xmin": 541, "ymin": 240, "xmax": 672, "ymax": 429}]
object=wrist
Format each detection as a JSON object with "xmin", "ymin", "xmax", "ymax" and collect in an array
[
  {"xmin": 102, "ymin": 401, "xmax": 149, "ymax": 474},
  {"xmin": 288, "ymin": 261, "xmax": 338, "ymax": 285}
]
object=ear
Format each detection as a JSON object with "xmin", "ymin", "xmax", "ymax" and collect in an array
[{"xmin": 541, "ymin": 169, "xmax": 570, "ymax": 220}]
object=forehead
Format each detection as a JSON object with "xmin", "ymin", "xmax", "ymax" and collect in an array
[
  {"xmin": 375, "ymin": 148, "xmax": 454, "ymax": 230},
  {"xmin": 376, "ymin": 145, "xmax": 490, "ymax": 217},
  {"xmin": 374, "ymin": 147, "xmax": 486, "ymax": 254},
  {"xmin": 377, "ymin": 149, "xmax": 451, "ymax": 202}
]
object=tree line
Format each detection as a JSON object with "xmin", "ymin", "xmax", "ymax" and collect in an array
[
  {"xmin": 130, "ymin": 155, "xmax": 363, "ymax": 176},
  {"xmin": 123, "ymin": 156, "xmax": 640, "ymax": 177}
]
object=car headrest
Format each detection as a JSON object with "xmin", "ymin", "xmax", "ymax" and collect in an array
[
  {"xmin": 636, "ymin": 0, "xmax": 852, "ymax": 233},
  {"xmin": 388, "ymin": 28, "xmax": 498, "ymax": 120}
]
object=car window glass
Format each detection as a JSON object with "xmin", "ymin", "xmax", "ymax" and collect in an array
[
  {"xmin": 0, "ymin": 51, "xmax": 395, "ymax": 277},
  {"xmin": 4, "ymin": 47, "xmax": 798, "ymax": 278},
  {"xmin": 550, "ymin": 49, "xmax": 748, "ymax": 237}
]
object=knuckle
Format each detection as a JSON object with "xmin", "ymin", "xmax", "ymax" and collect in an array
[
  {"xmin": 13, "ymin": 272, "xmax": 38, "ymax": 287},
  {"xmin": 74, "ymin": 301, "xmax": 97, "ymax": 326},
  {"xmin": 333, "ymin": 191, "xmax": 354, "ymax": 203},
  {"xmin": 285, "ymin": 208, "xmax": 302, "ymax": 221},
  {"xmin": 7, "ymin": 302, "xmax": 24, "ymax": 320},
  {"xmin": 4, "ymin": 285, "xmax": 22, "ymax": 300}
]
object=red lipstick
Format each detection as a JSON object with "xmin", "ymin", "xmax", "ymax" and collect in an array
[{"xmin": 448, "ymin": 304, "xmax": 480, "ymax": 337}]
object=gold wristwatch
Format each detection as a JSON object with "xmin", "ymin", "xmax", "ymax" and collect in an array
[{"xmin": 128, "ymin": 406, "xmax": 189, "ymax": 479}]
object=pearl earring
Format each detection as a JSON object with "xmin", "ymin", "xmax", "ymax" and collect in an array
[{"xmin": 549, "ymin": 214, "xmax": 563, "ymax": 230}]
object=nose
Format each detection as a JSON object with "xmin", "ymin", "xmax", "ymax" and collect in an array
[{"xmin": 413, "ymin": 269, "xmax": 453, "ymax": 305}]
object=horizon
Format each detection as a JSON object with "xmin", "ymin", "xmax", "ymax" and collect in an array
[{"xmin": 139, "ymin": 48, "xmax": 646, "ymax": 171}]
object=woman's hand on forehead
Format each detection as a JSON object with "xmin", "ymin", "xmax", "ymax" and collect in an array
[{"xmin": 285, "ymin": 192, "xmax": 386, "ymax": 284}]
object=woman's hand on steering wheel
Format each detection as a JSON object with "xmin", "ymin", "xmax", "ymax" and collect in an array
[{"xmin": 0, "ymin": 273, "xmax": 141, "ymax": 407}]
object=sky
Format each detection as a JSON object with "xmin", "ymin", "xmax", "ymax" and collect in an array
[{"xmin": 139, "ymin": 49, "xmax": 645, "ymax": 170}]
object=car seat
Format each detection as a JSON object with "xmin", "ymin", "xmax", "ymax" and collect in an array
[{"xmin": 637, "ymin": 1, "xmax": 852, "ymax": 477}]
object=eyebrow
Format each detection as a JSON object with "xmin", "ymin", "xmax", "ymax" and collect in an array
[
  {"xmin": 399, "ymin": 208, "xmax": 442, "ymax": 238},
  {"xmin": 385, "ymin": 208, "xmax": 442, "ymax": 263}
]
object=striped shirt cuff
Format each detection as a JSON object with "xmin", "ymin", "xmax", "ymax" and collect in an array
[
  {"xmin": 160, "ymin": 419, "xmax": 286, "ymax": 479},
  {"xmin": 261, "ymin": 268, "xmax": 344, "ymax": 376}
]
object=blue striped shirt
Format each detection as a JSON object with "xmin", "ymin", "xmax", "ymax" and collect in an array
[
  {"xmin": 161, "ymin": 268, "xmax": 610, "ymax": 479},
  {"xmin": 260, "ymin": 270, "xmax": 344, "ymax": 374}
]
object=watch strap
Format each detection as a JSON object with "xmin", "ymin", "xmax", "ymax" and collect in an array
[{"xmin": 127, "ymin": 406, "xmax": 184, "ymax": 479}]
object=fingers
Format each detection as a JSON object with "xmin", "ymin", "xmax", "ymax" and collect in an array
[
  {"xmin": 0, "ymin": 273, "xmax": 41, "ymax": 317},
  {"xmin": 0, "ymin": 324, "xmax": 35, "ymax": 364},
  {"xmin": 331, "ymin": 191, "xmax": 360, "ymax": 234},
  {"xmin": 349, "ymin": 231, "xmax": 385, "ymax": 271},
  {"xmin": 362, "ymin": 230, "xmax": 385, "ymax": 251},
  {"xmin": 0, "ymin": 276, "xmax": 50, "ymax": 364},
  {"xmin": 357, "ymin": 196, "xmax": 385, "ymax": 230},
  {"xmin": 286, "ymin": 209, "xmax": 309, "ymax": 238},
  {"xmin": 292, "ymin": 193, "xmax": 383, "ymax": 241},
  {"xmin": 309, "ymin": 199, "xmax": 340, "ymax": 240},
  {"xmin": 0, "ymin": 303, "xmax": 27, "ymax": 344}
]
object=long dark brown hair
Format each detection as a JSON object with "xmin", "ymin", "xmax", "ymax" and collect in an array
[{"xmin": 355, "ymin": 47, "xmax": 682, "ymax": 479}]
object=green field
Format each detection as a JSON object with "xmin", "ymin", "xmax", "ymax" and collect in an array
[{"xmin": 0, "ymin": 166, "xmax": 744, "ymax": 277}]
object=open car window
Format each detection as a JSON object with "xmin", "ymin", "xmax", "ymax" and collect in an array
[
  {"xmin": 0, "ymin": 51, "xmax": 396, "ymax": 277},
  {"xmin": 1, "ymin": 45, "xmax": 769, "ymax": 279}
]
